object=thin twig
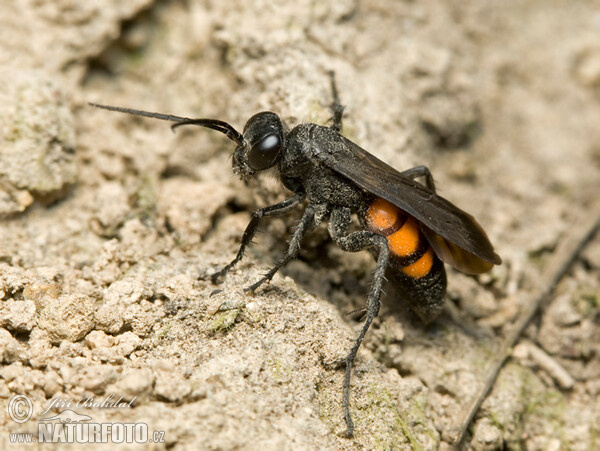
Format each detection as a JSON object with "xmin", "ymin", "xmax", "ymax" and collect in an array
[
  {"xmin": 514, "ymin": 339, "xmax": 575, "ymax": 389},
  {"xmin": 445, "ymin": 201, "xmax": 600, "ymax": 445}
]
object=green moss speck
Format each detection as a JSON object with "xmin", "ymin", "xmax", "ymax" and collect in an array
[
  {"xmin": 269, "ymin": 357, "xmax": 291, "ymax": 383},
  {"xmin": 364, "ymin": 385, "xmax": 426, "ymax": 450},
  {"xmin": 207, "ymin": 308, "xmax": 240, "ymax": 335},
  {"xmin": 573, "ymin": 289, "xmax": 599, "ymax": 317}
]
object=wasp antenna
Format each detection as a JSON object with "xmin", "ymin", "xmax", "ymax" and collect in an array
[
  {"xmin": 89, "ymin": 103, "xmax": 245, "ymax": 146},
  {"xmin": 89, "ymin": 103, "xmax": 190, "ymax": 123},
  {"xmin": 171, "ymin": 119, "xmax": 244, "ymax": 146}
]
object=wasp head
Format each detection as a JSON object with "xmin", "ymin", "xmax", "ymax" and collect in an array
[{"xmin": 231, "ymin": 111, "xmax": 286, "ymax": 180}]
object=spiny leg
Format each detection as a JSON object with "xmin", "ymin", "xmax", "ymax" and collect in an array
[
  {"xmin": 328, "ymin": 71, "xmax": 345, "ymax": 132},
  {"xmin": 328, "ymin": 208, "xmax": 389, "ymax": 437},
  {"xmin": 211, "ymin": 194, "xmax": 305, "ymax": 283},
  {"xmin": 401, "ymin": 165, "xmax": 436, "ymax": 192},
  {"xmin": 245, "ymin": 203, "xmax": 321, "ymax": 293}
]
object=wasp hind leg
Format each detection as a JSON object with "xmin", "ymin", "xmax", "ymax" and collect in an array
[
  {"xmin": 401, "ymin": 165, "xmax": 436, "ymax": 192},
  {"xmin": 211, "ymin": 194, "xmax": 305, "ymax": 283},
  {"xmin": 328, "ymin": 207, "xmax": 389, "ymax": 437}
]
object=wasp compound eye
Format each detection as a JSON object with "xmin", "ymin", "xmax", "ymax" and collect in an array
[{"xmin": 247, "ymin": 133, "xmax": 281, "ymax": 170}]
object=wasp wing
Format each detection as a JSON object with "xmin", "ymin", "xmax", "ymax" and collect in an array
[{"xmin": 313, "ymin": 132, "xmax": 501, "ymax": 274}]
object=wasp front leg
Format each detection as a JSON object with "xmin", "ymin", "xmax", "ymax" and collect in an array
[
  {"xmin": 244, "ymin": 202, "xmax": 327, "ymax": 294},
  {"xmin": 211, "ymin": 194, "xmax": 305, "ymax": 283}
]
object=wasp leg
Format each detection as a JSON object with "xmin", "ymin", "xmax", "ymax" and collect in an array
[
  {"xmin": 211, "ymin": 194, "xmax": 305, "ymax": 283},
  {"xmin": 328, "ymin": 207, "xmax": 389, "ymax": 437},
  {"xmin": 401, "ymin": 165, "xmax": 436, "ymax": 192},
  {"xmin": 328, "ymin": 71, "xmax": 345, "ymax": 133},
  {"xmin": 245, "ymin": 203, "xmax": 320, "ymax": 293}
]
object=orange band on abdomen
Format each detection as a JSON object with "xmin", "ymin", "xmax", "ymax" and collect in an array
[
  {"xmin": 402, "ymin": 247, "xmax": 434, "ymax": 279},
  {"xmin": 387, "ymin": 218, "xmax": 420, "ymax": 257},
  {"xmin": 365, "ymin": 197, "xmax": 401, "ymax": 232}
]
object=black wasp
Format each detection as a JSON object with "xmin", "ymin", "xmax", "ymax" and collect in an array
[{"xmin": 91, "ymin": 72, "xmax": 501, "ymax": 437}]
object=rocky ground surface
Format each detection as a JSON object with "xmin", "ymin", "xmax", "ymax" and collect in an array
[{"xmin": 1, "ymin": 0, "xmax": 599, "ymax": 449}]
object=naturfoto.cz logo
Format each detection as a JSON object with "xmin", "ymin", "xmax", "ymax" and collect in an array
[{"xmin": 7, "ymin": 394, "xmax": 165, "ymax": 444}]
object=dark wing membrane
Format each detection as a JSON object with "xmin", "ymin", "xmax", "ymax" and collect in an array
[
  {"xmin": 314, "ymin": 133, "xmax": 501, "ymax": 273},
  {"xmin": 421, "ymin": 227, "xmax": 496, "ymax": 274}
]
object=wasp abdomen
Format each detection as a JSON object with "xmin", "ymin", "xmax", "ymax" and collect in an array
[
  {"xmin": 364, "ymin": 197, "xmax": 434, "ymax": 275},
  {"xmin": 363, "ymin": 197, "xmax": 447, "ymax": 322}
]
